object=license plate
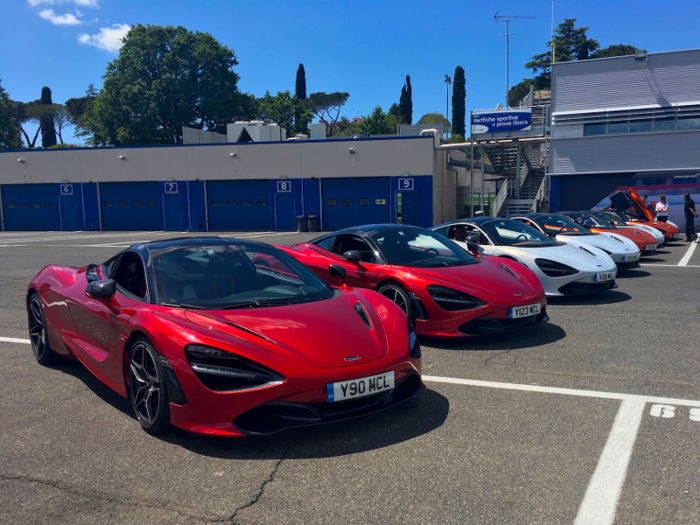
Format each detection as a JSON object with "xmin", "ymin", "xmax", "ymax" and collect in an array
[
  {"xmin": 595, "ymin": 272, "xmax": 615, "ymax": 282},
  {"xmin": 644, "ymin": 244, "xmax": 656, "ymax": 251},
  {"xmin": 327, "ymin": 371, "xmax": 394, "ymax": 402},
  {"xmin": 509, "ymin": 303, "xmax": 541, "ymax": 319},
  {"xmin": 623, "ymin": 253, "xmax": 640, "ymax": 262}
]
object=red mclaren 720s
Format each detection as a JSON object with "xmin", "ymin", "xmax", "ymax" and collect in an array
[
  {"xmin": 27, "ymin": 238, "xmax": 424, "ymax": 436},
  {"xmin": 279, "ymin": 225, "xmax": 549, "ymax": 338}
]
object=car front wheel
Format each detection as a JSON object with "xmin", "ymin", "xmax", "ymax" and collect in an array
[
  {"xmin": 128, "ymin": 337, "xmax": 171, "ymax": 434},
  {"xmin": 27, "ymin": 293, "xmax": 57, "ymax": 366}
]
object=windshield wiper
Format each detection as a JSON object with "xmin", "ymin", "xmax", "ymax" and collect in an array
[
  {"xmin": 213, "ymin": 299, "xmax": 262, "ymax": 310},
  {"xmin": 160, "ymin": 302, "xmax": 208, "ymax": 310}
]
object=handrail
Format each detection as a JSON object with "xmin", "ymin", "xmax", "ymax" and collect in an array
[
  {"xmin": 530, "ymin": 176, "xmax": 548, "ymax": 213},
  {"xmin": 492, "ymin": 178, "xmax": 510, "ymax": 217}
]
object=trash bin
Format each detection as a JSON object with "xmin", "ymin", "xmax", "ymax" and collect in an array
[
  {"xmin": 296, "ymin": 216, "xmax": 307, "ymax": 232},
  {"xmin": 307, "ymin": 215, "xmax": 318, "ymax": 232}
]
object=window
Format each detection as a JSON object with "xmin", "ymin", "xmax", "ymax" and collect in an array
[
  {"xmin": 19, "ymin": 203, "xmax": 28, "ymax": 208},
  {"xmin": 111, "ymin": 252, "xmax": 147, "ymax": 300},
  {"xmin": 314, "ymin": 236, "xmax": 335, "ymax": 252},
  {"xmin": 256, "ymin": 199, "xmax": 267, "ymax": 206},
  {"xmin": 678, "ymin": 117, "xmax": 700, "ymax": 130},
  {"xmin": 375, "ymin": 198, "xmax": 387, "ymax": 205},
  {"xmin": 226, "ymin": 200, "xmax": 236, "ymax": 206},
  {"xmin": 446, "ymin": 224, "xmax": 490, "ymax": 245},
  {"xmin": 45, "ymin": 202, "xmax": 54, "ymax": 208},
  {"xmin": 146, "ymin": 201, "xmax": 157, "ymax": 207},
  {"xmin": 211, "ymin": 200, "xmax": 222, "ymax": 206},
  {"xmin": 32, "ymin": 202, "xmax": 40, "ymax": 208},
  {"xmin": 242, "ymin": 199, "xmax": 252, "ymax": 206},
  {"xmin": 132, "ymin": 201, "xmax": 142, "ymax": 207},
  {"xmin": 359, "ymin": 199, "xmax": 370, "ymax": 206},
  {"xmin": 608, "ymin": 122, "xmax": 628, "ymax": 134},
  {"xmin": 104, "ymin": 201, "xmax": 114, "ymax": 207},
  {"xmin": 584, "ymin": 123, "xmax": 605, "ymax": 136},
  {"xmin": 654, "ymin": 117, "xmax": 675, "ymax": 131},
  {"xmin": 118, "ymin": 201, "xmax": 128, "ymax": 207},
  {"xmin": 326, "ymin": 199, "xmax": 337, "ymax": 206},
  {"xmin": 332, "ymin": 235, "xmax": 378, "ymax": 263},
  {"xmin": 373, "ymin": 228, "xmax": 476, "ymax": 267},
  {"xmin": 342, "ymin": 199, "xmax": 353, "ymax": 206},
  {"xmin": 6, "ymin": 203, "xmax": 14, "ymax": 208},
  {"xmin": 630, "ymin": 120, "xmax": 652, "ymax": 133}
]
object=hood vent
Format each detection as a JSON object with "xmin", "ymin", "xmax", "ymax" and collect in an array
[{"xmin": 354, "ymin": 302, "xmax": 374, "ymax": 330}]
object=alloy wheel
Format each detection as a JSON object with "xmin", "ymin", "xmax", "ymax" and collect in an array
[
  {"xmin": 28, "ymin": 296, "xmax": 47, "ymax": 360},
  {"xmin": 129, "ymin": 343, "xmax": 161, "ymax": 426},
  {"xmin": 380, "ymin": 286, "xmax": 409, "ymax": 314}
]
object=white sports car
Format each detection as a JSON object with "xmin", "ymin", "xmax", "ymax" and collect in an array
[
  {"xmin": 510, "ymin": 214, "xmax": 641, "ymax": 270},
  {"xmin": 597, "ymin": 210, "xmax": 666, "ymax": 246},
  {"xmin": 433, "ymin": 218, "xmax": 618, "ymax": 297}
]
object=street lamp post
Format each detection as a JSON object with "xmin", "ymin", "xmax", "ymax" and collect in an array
[{"xmin": 444, "ymin": 74, "xmax": 451, "ymax": 139}]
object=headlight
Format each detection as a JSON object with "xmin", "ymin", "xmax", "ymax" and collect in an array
[
  {"xmin": 185, "ymin": 344, "xmax": 284, "ymax": 392},
  {"xmin": 535, "ymin": 259, "xmax": 579, "ymax": 277},
  {"xmin": 426, "ymin": 285, "xmax": 487, "ymax": 311}
]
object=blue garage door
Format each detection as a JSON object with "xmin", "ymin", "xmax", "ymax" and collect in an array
[
  {"xmin": 207, "ymin": 180, "xmax": 271, "ymax": 231},
  {"xmin": 2, "ymin": 184, "xmax": 60, "ymax": 231},
  {"xmin": 100, "ymin": 182, "xmax": 160, "ymax": 231},
  {"xmin": 321, "ymin": 177, "xmax": 391, "ymax": 231}
]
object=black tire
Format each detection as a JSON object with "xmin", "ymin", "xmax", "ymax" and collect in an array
[
  {"xmin": 128, "ymin": 337, "xmax": 171, "ymax": 435},
  {"xmin": 27, "ymin": 293, "xmax": 57, "ymax": 366},
  {"xmin": 377, "ymin": 282, "xmax": 416, "ymax": 328}
]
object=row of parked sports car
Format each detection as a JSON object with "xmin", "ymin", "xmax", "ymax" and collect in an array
[{"xmin": 26, "ymin": 189, "xmax": 678, "ymax": 437}]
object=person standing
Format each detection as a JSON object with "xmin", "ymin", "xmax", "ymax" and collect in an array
[
  {"xmin": 655, "ymin": 195, "xmax": 669, "ymax": 223},
  {"xmin": 642, "ymin": 195, "xmax": 656, "ymax": 219},
  {"xmin": 683, "ymin": 193, "xmax": 697, "ymax": 242}
]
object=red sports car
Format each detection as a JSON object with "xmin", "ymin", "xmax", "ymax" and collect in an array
[
  {"xmin": 279, "ymin": 225, "xmax": 549, "ymax": 338},
  {"xmin": 27, "ymin": 238, "xmax": 424, "ymax": 436},
  {"xmin": 607, "ymin": 188, "xmax": 681, "ymax": 241}
]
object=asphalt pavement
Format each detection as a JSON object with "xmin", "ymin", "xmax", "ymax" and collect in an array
[{"xmin": 1, "ymin": 230, "xmax": 699, "ymax": 524}]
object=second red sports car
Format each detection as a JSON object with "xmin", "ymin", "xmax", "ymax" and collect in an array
[{"xmin": 280, "ymin": 225, "xmax": 549, "ymax": 338}]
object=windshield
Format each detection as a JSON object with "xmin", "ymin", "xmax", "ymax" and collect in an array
[
  {"xmin": 153, "ymin": 244, "xmax": 333, "ymax": 309},
  {"xmin": 537, "ymin": 215, "xmax": 591, "ymax": 234},
  {"xmin": 372, "ymin": 227, "xmax": 477, "ymax": 268},
  {"xmin": 568, "ymin": 212, "xmax": 612, "ymax": 228},
  {"xmin": 481, "ymin": 219, "xmax": 557, "ymax": 247}
]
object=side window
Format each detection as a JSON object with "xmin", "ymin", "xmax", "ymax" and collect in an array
[
  {"xmin": 464, "ymin": 225, "xmax": 489, "ymax": 245},
  {"xmin": 111, "ymin": 252, "xmax": 147, "ymax": 300},
  {"xmin": 102, "ymin": 255, "xmax": 121, "ymax": 278},
  {"xmin": 314, "ymin": 236, "xmax": 335, "ymax": 252},
  {"xmin": 332, "ymin": 235, "xmax": 378, "ymax": 263},
  {"xmin": 433, "ymin": 226, "xmax": 449, "ymax": 237}
]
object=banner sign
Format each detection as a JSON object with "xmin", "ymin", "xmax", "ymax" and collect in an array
[{"xmin": 471, "ymin": 109, "xmax": 532, "ymax": 134}]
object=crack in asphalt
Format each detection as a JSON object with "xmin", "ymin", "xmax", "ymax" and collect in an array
[{"xmin": 0, "ymin": 473, "xmax": 209, "ymax": 522}]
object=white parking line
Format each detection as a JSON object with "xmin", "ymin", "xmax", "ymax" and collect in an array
[
  {"xmin": 0, "ymin": 336, "xmax": 31, "ymax": 344},
  {"xmin": 678, "ymin": 241, "xmax": 697, "ymax": 266},
  {"xmin": 641, "ymin": 264, "xmax": 700, "ymax": 268},
  {"xmin": 573, "ymin": 398, "xmax": 646, "ymax": 525}
]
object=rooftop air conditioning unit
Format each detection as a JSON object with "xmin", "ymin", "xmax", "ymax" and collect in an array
[{"xmin": 635, "ymin": 49, "xmax": 647, "ymax": 60}]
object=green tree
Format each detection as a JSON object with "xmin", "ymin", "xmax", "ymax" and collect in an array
[
  {"xmin": 452, "ymin": 66, "xmax": 466, "ymax": 137},
  {"xmin": 256, "ymin": 90, "xmax": 312, "ymax": 135},
  {"xmin": 591, "ymin": 44, "xmax": 637, "ymax": 59},
  {"xmin": 13, "ymin": 100, "xmax": 43, "ymax": 148},
  {"xmin": 418, "ymin": 112, "xmax": 450, "ymax": 134},
  {"xmin": 294, "ymin": 63, "xmax": 307, "ymax": 133},
  {"xmin": 88, "ymin": 24, "xmax": 245, "ymax": 145},
  {"xmin": 398, "ymin": 75, "xmax": 412, "ymax": 125},
  {"xmin": 66, "ymin": 84, "xmax": 99, "ymax": 143},
  {"xmin": 305, "ymin": 91, "xmax": 349, "ymax": 136},
  {"xmin": 40, "ymin": 87, "xmax": 57, "ymax": 148},
  {"xmin": 359, "ymin": 106, "xmax": 399, "ymax": 135},
  {"xmin": 0, "ymin": 79, "xmax": 21, "ymax": 150}
]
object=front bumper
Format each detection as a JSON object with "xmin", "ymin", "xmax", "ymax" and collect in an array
[
  {"xmin": 558, "ymin": 279, "xmax": 617, "ymax": 295},
  {"xmin": 458, "ymin": 306, "xmax": 549, "ymax": 336}
]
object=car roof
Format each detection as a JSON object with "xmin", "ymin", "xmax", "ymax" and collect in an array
[
  {"xmin": 125, "ymin": 236, "xmax": 273, "ymax": 260},
  {"xmin": 320, "ymin": 223, "xmax": 427, "ymax": 238},
  {"xmin": 436, "ymin": 216, "xmax": 508, "ymax": 227}
]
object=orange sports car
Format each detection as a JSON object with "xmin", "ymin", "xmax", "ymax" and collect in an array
[
  {"xmin": 606, "ymin": 188, "xmax": 681, "ymax": 242},
  {"xmin": 559, "ymin": 211, "xmax": 661, "ymax": 256}
]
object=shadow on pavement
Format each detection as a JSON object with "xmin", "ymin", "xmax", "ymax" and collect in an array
[
  {"xmin": 616, "ymin": 269, "xmax": 651, "ymax": 279},
  {"xmin": 548, "ymin": 290, "xmax": 631, "ymax": 306},
  {"xmin": 420, "ymin": 322, "xmax": 566, "ymax": 351}
]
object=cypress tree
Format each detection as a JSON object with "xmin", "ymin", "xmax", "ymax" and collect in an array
[
  {"xmin": 398, "ymin": 75, "xmax": 412, "ymax": 125},
  {"xmin": 452, "ymin": 66, "xmax": 466, "ymax": 138},
  {"xmin": 295, "ymin": 64, "xmax": 306, "ymax": 100},
  {"xmin": 40, "ymin": 86, "xmax": 57, "ymax": 148}
]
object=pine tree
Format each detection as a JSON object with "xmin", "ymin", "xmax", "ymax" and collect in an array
[
  {"xmin": 452, "ymin": 66, "xmax": 466, "ymax": 138},
  {"xmin": 295, "ymin": 64, "xmax": 306, "ymax": 100},
  {"xmin": 398, "ymin": 75, "xmax": 412, "ymax": 125},
  {"xmin": 40, "ymin": 86, "xmax": 57, "ymax": 148}
]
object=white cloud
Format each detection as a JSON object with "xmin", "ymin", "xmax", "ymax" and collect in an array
[
  {"xmin": 39, "ymin": 8, "xmax": 82, "ymax": 25},
  {"xmin": 29, "ymin": 0, "xmax": 99, "ymax": 6},
  {"xmin": 78, "ymin": 24, "xmax": 130, "ymax": 53}
]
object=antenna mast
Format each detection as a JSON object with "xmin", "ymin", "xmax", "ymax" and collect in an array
[{"xmin": 495, "ymin": 12, "xmax": 535, "ymax": 107}]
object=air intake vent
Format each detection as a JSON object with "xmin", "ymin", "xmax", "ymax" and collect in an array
[{"xmin": 354, "ymin": 302, "xmax": 373, "ymax": 330}]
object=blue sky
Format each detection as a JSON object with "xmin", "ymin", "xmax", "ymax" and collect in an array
[{"xmin": 2, "ymin": 0, "xmax": 700, "ymax": 143}]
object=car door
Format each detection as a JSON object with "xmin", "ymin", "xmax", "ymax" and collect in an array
[
  {"xmin": 329, "ymin": 234, "xmax": 384, "ymax": 289},
  {"xmin": 67, "ymin": 251, "xmax": 154, "ymax": 392}
]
